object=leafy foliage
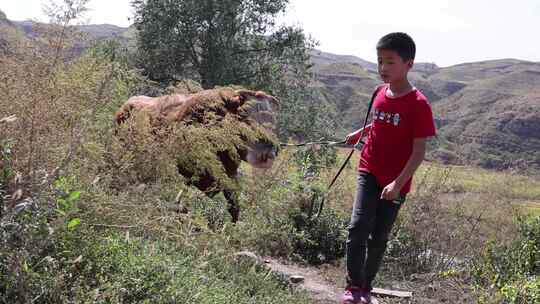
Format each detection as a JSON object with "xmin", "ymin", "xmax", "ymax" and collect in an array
[
  {"xmin": 473, "ymin": 216, "xmax": 540, "ymax": 303},
  {"xmin": 288, "ymin": 207, "xmax": 347, "ymax": 265},
  {"xmin": 227, "ymin": 149, "xmax": 348, "ymax": 264},
  {"xmin": 0, "ymin": 229, "xmax": 310, "ymax": 304},
  {"xmin": 133, "ymin": 0, "xmax": 299, "ymax": 88},
  {"xmin": 131, "ymin": 0, "xmax": 338, "ymax": 142},
  {"xmin": 4, "ymin": 2, "xmax": 540, "ymax": 304}
]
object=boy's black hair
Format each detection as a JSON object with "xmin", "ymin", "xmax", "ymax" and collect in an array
[{"xmin": 376, "ymin": 32, "xmax": 416, "ymax": 61}]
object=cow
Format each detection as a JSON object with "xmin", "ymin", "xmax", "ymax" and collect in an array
[{"xmin": 114, "ymin": 88, "xmax": 280, "ymax": 222}]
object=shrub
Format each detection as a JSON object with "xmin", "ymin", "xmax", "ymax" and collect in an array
[
  {"xmin": 0, "ymin": 137, "xmax": 15, "ymax": 214},
  {"xmin": 0, "ymin": 227, "xmax": 310, "ymax": 304},
  {"xmin": 472, "ymin": 216, "xmax": 540, "ymax": 303},
  {"xmin": 289, "ymin": 206, "xmax": 347, "ymax": 264},
  {"xmin": 373, "ymin": 163, "xmax": 520, "ymax": 302},
  {"xmin": 231, "ymin": 148, "xmax": 348, "ymax": 265},
  {"xmin": 0, "ymin": 177, "xmax": 80, "ymax": 304}
]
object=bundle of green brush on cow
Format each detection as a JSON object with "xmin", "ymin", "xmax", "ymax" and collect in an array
[{"xmin": 114, "ymin": 87, "xmax": 280, "ymax": 222}]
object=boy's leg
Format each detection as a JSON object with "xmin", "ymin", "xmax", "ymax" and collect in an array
[
  {"xmin": 346, "ymin": 171, "xmax": 381, "ymax": 287},
  {"xmin": 363, "ymin": 195, "xmax": 404, "ymax": 289}
]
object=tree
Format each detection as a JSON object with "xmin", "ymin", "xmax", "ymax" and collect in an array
[
  {"xmin": 132, "ymin": 0, "xmax": 304, "ymax": 87},
  {"xmin": 132, "ymin": 0, "xmax": 336, "ymax": 141}
]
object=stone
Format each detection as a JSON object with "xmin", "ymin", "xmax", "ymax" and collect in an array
[{"xmin": 290, "ymin": 275, "xmax": 305, "ymax": 284}]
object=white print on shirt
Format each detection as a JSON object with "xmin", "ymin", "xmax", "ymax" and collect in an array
[
  {"xmin": 373, "ymin": 109, "xmax": 401, "ymax": 126},
  {"xmin": 393, "ymin": 113, "xmax": 400, "ymax": 126}
]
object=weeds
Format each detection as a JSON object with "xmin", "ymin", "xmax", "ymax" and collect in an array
[
  {"xmin": 472, "ymin": 216, "xmax": 540, "ymax": 303},
  {"xmin": 1, "ymin": 2, "xmax": 539, "ymax": 303},
  {"xmin": 0, "ymin": 227, "xmax": 310, "ymax": 304}
]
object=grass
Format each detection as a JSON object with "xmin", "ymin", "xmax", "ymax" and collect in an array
[
  {"xmin": 1, "ymin": 11, "xmax": 539, "ymax": 302},
  {"xmin": 327, "ymin": 148, "xmax": 540, "ymax": 211},
  {"xmin": 436, "ymin": 164, "xmax": 540, "ymax": 200},
  {"xmin": 1, "ymin": 226, "xmax": 311, "ymax": 304},
  {"xmin": 415, "ymin": 162, "xmax": 540, "ymax": 218},
  {"xmin": 295, "ymin": 147, "xmax": 539, "ymax": 303},
  {"xmin": 521, "ymin": 201, "xmax": 540, "ymax": 217}
]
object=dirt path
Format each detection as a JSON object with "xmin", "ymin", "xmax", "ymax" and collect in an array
[
  {"xmin": 235, "ymin": 251, "xmax": 424, "ymax": 303},
  {"xmin": 264, "ymin": 257, "xmax": 395, "ymax": 304},
  {"xmin": 264, "ymin": 257, "xmax": 342, "ymax": 303}
]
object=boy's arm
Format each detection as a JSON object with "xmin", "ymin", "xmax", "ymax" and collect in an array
[
  {"xmin": 380, "ymin": 137, "xmax": 427, "ymax": 200},
  {"xmin": 345, "ymin": 124, "xmax": 372, "ymax": 145}
]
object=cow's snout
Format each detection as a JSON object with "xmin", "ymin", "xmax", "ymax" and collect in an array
[{"xmin": 246, "ymin": 141, "xmax": 277, "ymax": 169}]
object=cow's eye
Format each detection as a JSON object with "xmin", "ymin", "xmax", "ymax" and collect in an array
[{"xmin": 256, "ymin": 102, "xmax": 267, "ymax": 112}]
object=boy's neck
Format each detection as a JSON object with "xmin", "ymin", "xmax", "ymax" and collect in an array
[{"xmin": 387, "ymin": 79, "xmax": 413, "ymax": 97}]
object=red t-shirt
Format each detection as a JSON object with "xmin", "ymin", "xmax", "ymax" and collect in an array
[{"xmin": 358, "ymin": 86, "xmax": 436, "ymax": 194}]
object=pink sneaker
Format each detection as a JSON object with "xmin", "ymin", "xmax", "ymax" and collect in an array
[
  {"xmin": 360, "ymin": 289, "xmax": 372, "ymax": 304},
  {"xmin": 342, "ymin": 286, "xmax": 363, "ymax": 304}
]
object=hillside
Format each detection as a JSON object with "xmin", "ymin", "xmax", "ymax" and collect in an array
[
  {"xmin": 0, "ymin": 9, "xmax": 9, "ymax": 25},
  {"xmin": 309, "ymin": 51, "xmax": 445, "ymax": 134},
  {"xmin": 1, "ymin": 15, "xmax": 538, "ymax": 172},
  {"xmin": 432, "ymin": 65, "xmax": 540, "ymax": 170},
  {"xmin": 1, "ymin": 9, "xmax": 539, "ymax": 304},
  {"xmin": 312, "ymin": 54, "xmax": 540, "ymax": 172}
]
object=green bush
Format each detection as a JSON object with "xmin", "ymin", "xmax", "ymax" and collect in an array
[
  {"xmin": 0, "ymin": 228, "xmax": 310, "ymax": 304},
  {"xmin": 289, "ymin": 207, "xmax": 348, "ymax": 265},
  {"xmin": 233, "ymin": 150, "xmax": 348, "ymax": 265},
  {"xmin": 190, "ymin": 192, "xmax": 230, "ymax": 230},
  {"xmin": 385, "ymin": 223, "xmax": 434, "ymax": 274},
  {"xmin": 234, "ymin": 198, "xmax": 348, "ymax": 265},
  {"xmin": 287, "ymin": 146, "xmax": 347, "ymax": 264},
  {"xmin": 472, "ymin": 216, "xmax": 540, "ymax": 303},
  {"xmin": 0, "ymin": 140, "xmax": 14, "ymax": 211},
  {"xmin": 498, "ymin": 277, "xmax": 540, "ymax": 304},
  {"xmin": 293, "ymin": 145, "xmax": 338, "ymax": 176}
]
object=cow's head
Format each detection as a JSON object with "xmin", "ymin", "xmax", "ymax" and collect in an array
[{"xmin": 230, "ymin": 90, "xmax": 280, "ymax": 169}]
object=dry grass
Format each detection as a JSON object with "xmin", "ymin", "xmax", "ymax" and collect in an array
[
  {"xmin": 290, "ymin": 147, "xmax": 538, "ymax": 303},
  {"xmin": 1, "ymin": 3, "xmax": 538, "ymax": 302},
  {"xmin": 0, "ymin": 18, "xmax": 119, "ymax": 200}
]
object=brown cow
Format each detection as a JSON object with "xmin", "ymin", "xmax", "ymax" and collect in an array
[{"xmin": 115, "ymin": 88, "xmax": 280, "ymax": 222}]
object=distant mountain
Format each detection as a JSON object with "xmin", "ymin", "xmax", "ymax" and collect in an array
[
  {"xmin": 309, "ymin": 50, "xmax": 444, "ymax": 133},
  {"xmin": 310, "ymin": 50, "xmax": 377, "ymax": 71},
  {"xmin": 432, "ymin": 62, "xmax": 540, "ymax": 170},
  {"xmin": 0, "ymin": 9, "xmax": 8, "ymax": 24},
  {"xmin": 2, "ymin": 16, "xmax": 538, "ymax": 172},
  {"xmin": 0, "ymin": 9, "xmax": 23, "ymax": 55},
  {"xmin": 75, "ymin": 24, "xmax": 131, "ymax": 40},
  {"xmin": 12, "ymin": 20, "xmax": 134, "ymax": 43},
  {"xmin": 312, "ymin": 53, "xmax": 540, "ymax": 171}
]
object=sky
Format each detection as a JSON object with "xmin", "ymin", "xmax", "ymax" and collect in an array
[{"xmin": 2, "ymin": 0, "xmax": 540, "ymax": 67}]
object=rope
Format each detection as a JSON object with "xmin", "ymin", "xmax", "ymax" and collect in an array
[
  {"xmin": 313, "ymin": 85, "xmax": 384, "ymax": 218},
  {"xmin": 280, "ymin": 139, "xmax": 347, "ymax": 148}
]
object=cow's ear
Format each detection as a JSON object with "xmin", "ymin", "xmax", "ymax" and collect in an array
[
  {"xmin": 228, "ymin": 89, "xmax": 256, "ymax": 110},
  {"xmin": 235, "ymin": 89, "xmax": 256, "ymax": 103},
  {"xmin": 115, "ymin": 111, "xmax": 128, "ymax": 124},
  {"xmin": 234, "ymin": 89, "xmax": 280, "ymax": 111},
  {"xmin": 224, "ymin": 91, "xmax": 248, "ymax": 112},
  {"xmin": 227, "ymin": 95, "xmax": 242, "ymax": 107}
]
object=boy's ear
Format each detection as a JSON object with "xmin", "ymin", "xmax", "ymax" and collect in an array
[{"xmin": 407, "ymin": 60, "xmax": 414, "ymax": 69}]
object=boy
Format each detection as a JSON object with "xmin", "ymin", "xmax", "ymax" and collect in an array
[{"xmin": 341, "ymin": 32, "xmax": 436, "ymax": 304}]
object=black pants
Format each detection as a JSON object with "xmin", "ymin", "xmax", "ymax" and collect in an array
[{"xmin": 346, "ymin": 171, "xmax": 405, "ymax": 289}]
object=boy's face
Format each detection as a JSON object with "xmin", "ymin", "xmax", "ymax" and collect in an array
[{"xmin": 377, "ymin": 49, "xmax": 413, "ymax": 84}]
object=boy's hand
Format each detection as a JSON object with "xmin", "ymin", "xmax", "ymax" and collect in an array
[
  {"xmin": 345, "ymin": 124, "xmax": 372, "ymax": 145},
  {"xmin": 381, "ymin": 181, "xmax": 400, "ymax": 200},
  {"xmin": 345, "ymin": 131, "xmax": 360, "ymax": 145}
]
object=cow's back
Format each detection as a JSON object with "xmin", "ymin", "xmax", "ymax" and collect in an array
[
  {"xmin": 116, "ymin": 94, "xmax": 190, "ymax": 125},
  {"xmin": 154, "ymin": 94, "xmax": 190, "ymax": 123}
]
